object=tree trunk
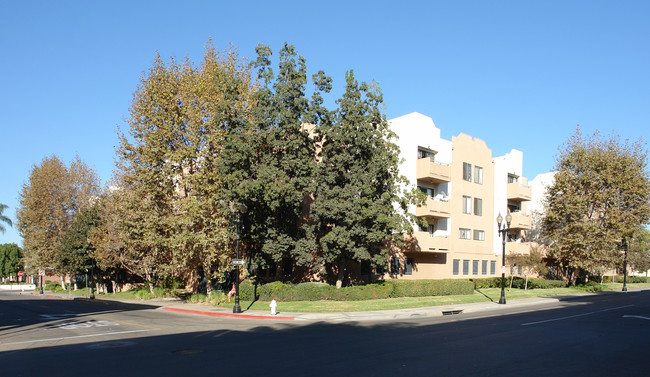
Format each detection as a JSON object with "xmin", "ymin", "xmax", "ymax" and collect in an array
[
  {"xmin": 60, "ymin": 276, "xmax": 66, "ymax": 290},
  {"xmin": 336, "ymin": 261, "xmax": 345, "ymax": 289}
]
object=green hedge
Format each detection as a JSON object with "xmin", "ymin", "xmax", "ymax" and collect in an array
[
  {"xmin": 387, "ymin": 279, "xmax": 474, "ymax": 297},
  {"xmin": 601, "ymin": 276, "xmax": 649, "ymax": 283},
  {"xmin": 472, "ymin": 277, "xmax": 566, "ymax": 289},
  {"xmin": 240, "ymin": 281, "xmax": 394, "ymax": 302}
]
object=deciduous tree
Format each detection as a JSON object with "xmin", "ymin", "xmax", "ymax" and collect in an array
[
  {"xmin": 115, "ymin": 42, "xmax": 256, "ymax": 291},
  {"xmin": 16, "ymin": 155, "xmax": 100, "ymax": 275},
  {"xmin": 542, "ymin": 128, "xmax": 650, "ymax": 284}
]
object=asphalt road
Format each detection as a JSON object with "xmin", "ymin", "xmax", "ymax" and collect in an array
[{"xmin": 1, "ymin": 290, "xmax": 648, "ymax": 376}]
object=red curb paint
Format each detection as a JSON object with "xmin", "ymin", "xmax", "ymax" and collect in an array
[{"xmin": 163, "ymin": 307, "xmax": 294, "ymax": 321}]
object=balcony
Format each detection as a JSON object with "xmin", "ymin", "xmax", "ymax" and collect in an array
[
  {"xmin": 506, "ymin": 242, "xmax": 532, "ymax": 255},
  {"xmin": 415, "ymin": 197, "xmax": 451, "ymax": 219},
  {"xmin": 509, "ymin": 211, "xmax": 531, "ymax": 230},
  {"xmin": 416, "ymin": 158, "xmax": 451, "ymax": 184},
  {"xmin": 507, "ymin": 182, "xmax": 532, "ymax": 201},
  {"xmin": 407, "ymin": 233, "xmax": 450, "ymax": 252}
]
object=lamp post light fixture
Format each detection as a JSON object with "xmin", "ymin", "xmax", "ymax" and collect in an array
[
  {"xmin": 496, "ymin": 211, "xmax": 512, "ymax": 305},
  {"xmin": 229, "ymin": 201, "xmax": 248, "ymax": 314}
]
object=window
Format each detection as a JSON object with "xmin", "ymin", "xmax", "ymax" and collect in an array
[
  {"xmin": 490, "ymin": 261, "xmax": 496, "ymax": 274},
  {"xmin": 459, "ymin": 228, "xmax": 471, "ymax": 239},
  {"xmin": 418, "ymin": 223, "xmax": 435, "ymax": 236},
  {"xmin": 405, "ymin": 258, "xmax": 414, "ymax": 275},
  {"xmin": 463, "ymin": 260, "xmax": 469, "ymax": 275},
  {"xmin": 510, "ymin": 265, "xmax": 516, "ymax": 275},
  {"xmin": 474, "ymin": 197, "xmax": 483, "ymax": 216},
  {"xmin": 473, "ymin": 229, "xmax": 485, "ymax": 241},
  {"xmin": 474, "ymin": 166, "xmax": 483, "ymax": 184},
  {"xmin": 518, "ymin": 266, "xmax": 523, "ymax": 275},
  {"xmin": 462, "ymin": 195, "xmax": 472, "ymax": 214},
  {"xmin": 482, "ymin": 260, "xmax": 488, "ymax": 275},
  {"xmin": 508, "ymin": 174, "xmax": 518, "ymax": 183},
  {"xmin": 472, "ymin": 260, "xmax": 479, "ymax": 275},
  {"xmin": 418, "ymin": 186, "xmax": 434, "ymax": 198},
  {"xmin": 418, "ymin": 148, "xmax": 435, "ymax": 161},
  {"xmin": 463, "ymin": 162, "xmax": 472, "ymax": 181},
  {"xmin": 390, "ymin": 257, "xmax": 400, "ymax": 274},
  {"xmin": 453, "ymin": 259, "xmax": 460, "ymax": 275}
]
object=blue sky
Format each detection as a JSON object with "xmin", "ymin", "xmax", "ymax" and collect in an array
[{"xmin": 1, "ymin": 0, "xmax": 648, "ymax": 246}]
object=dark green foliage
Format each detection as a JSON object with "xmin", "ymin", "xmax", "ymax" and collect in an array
[
  {"xmin": 311, "ymin": 70, "xmax": 414, "ymax": 286},
  {"xmin": 0, "ymin": 243, "xmax": 23, "ymax": 277},
  {"xmin": 387, "ymin": 279, "xmax": 475, "ymax": 297},
  {"xmin": 220, "ymin": 43, "xmax": 323, "ymax": 272},
  {"xmin": 56, "ymin": 207, "xmax": 100, "ymax": 274}
]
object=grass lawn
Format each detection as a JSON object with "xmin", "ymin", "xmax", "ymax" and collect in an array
[{"xmin": 226, "ymin": 283, "xmax": 650, "ymax": 313}]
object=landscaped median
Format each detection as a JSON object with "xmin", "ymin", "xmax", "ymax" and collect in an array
[{"xmin": 40, "ymin": 278, "xmax": 650, "ymax": 313}]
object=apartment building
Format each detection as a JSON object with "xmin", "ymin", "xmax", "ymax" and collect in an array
[{"xmin": 388, "ymin": 112, "xmax": 533, "ymax": 279}]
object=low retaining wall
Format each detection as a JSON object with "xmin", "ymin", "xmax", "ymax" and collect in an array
[{"xmin": 0, "ymin": 284, "xmax": 36, "ymax": 291}]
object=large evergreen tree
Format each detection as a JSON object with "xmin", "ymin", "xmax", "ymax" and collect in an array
[
  {"xmin": 311, "ymin": 71, "xmax": 413, "ymax": 287},
  {"xmin": 219, "ymin": 43, "xmax": 326, "ymax": 277},
  {"xmin": 542, "ymin": 128, "xmax": 650, "ymax": 283},
  {"xmin": 0, "ymin": 243, "xmax": 23, "ymax": 277}
]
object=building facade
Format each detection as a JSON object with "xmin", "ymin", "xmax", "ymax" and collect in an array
[{"xmin": 387, "ymin": 112, "xmax": 533, "ymax": 279}]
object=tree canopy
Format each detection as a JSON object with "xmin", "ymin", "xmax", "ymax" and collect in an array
[
  {"xmin": 113, "ymin": 41, "xmax": 256, "ymax": 290},
  {"xmin": 16, "ymin": 155, "xmax": 100, "ymax": 274},
  {"xmin": 542, "ymin": 128, "xmax": 650, "ymax": 283},
  {"xmin": 0, "ymin": 243, "xmax": 23, "ymax": 277},
  {"xmin": 0, "ymin": 204, "xmax": 12, "ymax": 234}
]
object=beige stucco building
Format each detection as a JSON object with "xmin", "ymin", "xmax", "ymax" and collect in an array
[{"xmin": 387, "ymin": 112, "xmax": 533, "ymax": 280}]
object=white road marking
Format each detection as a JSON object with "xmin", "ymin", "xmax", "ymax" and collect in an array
[
  {"xmin": 0, "ymin": 329, "xmax": 155, "ymax": 346},
  {"xmin": 522, "ymin": 304, "xmax": 635, "ymax": 326},
  {"xmin": 623, "ymin": 315, "xmax": 650, "ymax": 321},
  {"xmin": 59, "ymin": 320, "xmax": 119, "ymax": 329}
]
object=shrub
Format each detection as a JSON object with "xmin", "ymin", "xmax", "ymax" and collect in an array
[
  {"xmin": 471, "ymin": 278, "xmax": 503, "ymax": 289},
  {"xmin": 388, "ymin": 279, "xmax": 474, "ymax": 297},
  {"xmin": 152, "ymin": 287, "xmax": 165, "ymax": 298},
  {"xmin": 44, "ymin": 281, "xmax": 62, "ymax": 292},
  {"xmin": 187, "ymin": 293, "xmax": 207, "ymax": 303},
  {"xmin": 135, "ymin": 289, "xmax": 152, "ymax": 300}
]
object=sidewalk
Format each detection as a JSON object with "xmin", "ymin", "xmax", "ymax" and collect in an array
[{"xmin": 158, "ymin": 295, "xmax": 565, "ymax": 321}]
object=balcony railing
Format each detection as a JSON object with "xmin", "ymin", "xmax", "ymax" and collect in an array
[
  {"xmin": 507, "ymin": 182, "xmax": 532, "ymax": 201},
  {"xmin": 416, "ymin": 158, "xmax": 451, "ymax": 184},
  {"xmin": 506, "ymin": 242, "xmax": 532, "ymax": 255},
  {"xmin": 509, "ymin": 211, "xmax": 531, "ymax": 230},
  {"xmin": 409, "ymin": 233, "xmax": 450, "ymax": 252},
  {"xmin": 415, "ymin": 197, "xmax": 451, "ymax": 219}
]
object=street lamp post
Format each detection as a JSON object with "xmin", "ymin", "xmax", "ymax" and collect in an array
[
  {"xmin": 622, "ymin": 237, "xmax": 628, "ymax": 292},
  {"xmin": 496, "ymin": 211, "xmax": 512, "ymax": 305},
  {"xmin": 87, "ymin": 240, "xmax": 95, "ymax": 299},
  {"xmin": 229, "ymin": 201, "xmax": 247, "ymax": 314}
]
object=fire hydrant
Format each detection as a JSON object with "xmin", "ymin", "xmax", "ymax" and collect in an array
[{"xmin": 270, "ymin": 299, "xmax": 277, "ymax": 315}]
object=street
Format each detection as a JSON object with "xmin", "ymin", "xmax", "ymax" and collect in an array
[{"xmin": 1, "ymin": 290, "xmax": 649, "ymax": 376}]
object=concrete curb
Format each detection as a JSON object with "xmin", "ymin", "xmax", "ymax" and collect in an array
[{"xmin": 163, "ymin": 306, "xmax": 295, "ymax": 321}]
